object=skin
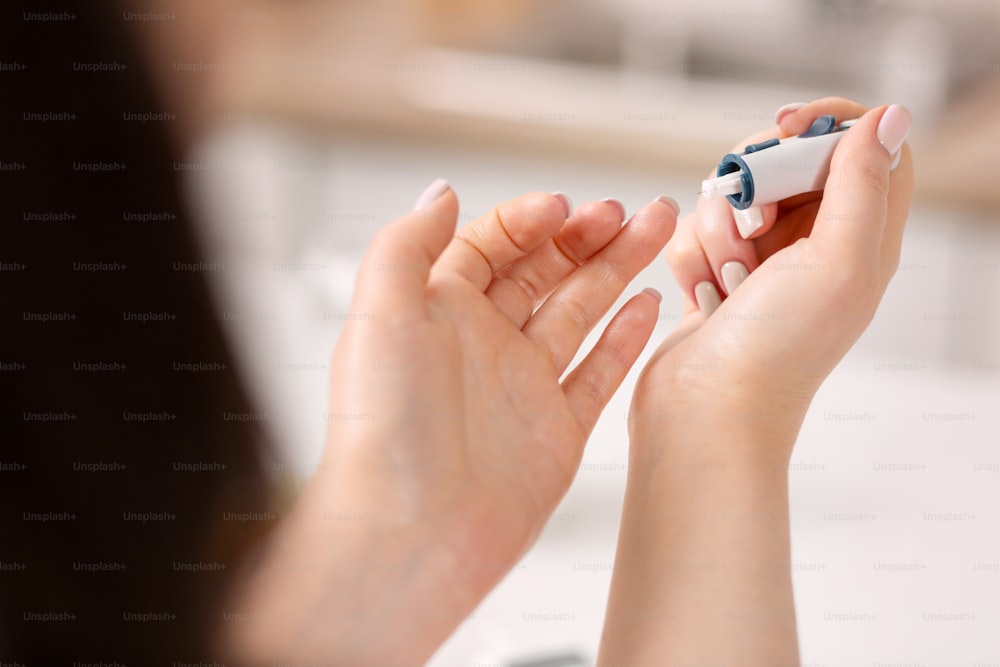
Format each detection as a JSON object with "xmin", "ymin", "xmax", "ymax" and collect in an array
[
  {"xmin": 221, "ymin": 192, "xmax": 678, "ymax": 665},
  {"xmin": 598, "ymin": 98, "xmax": 914, "ymax": 666},
  {"xmin": 119, "ymin": 0, "xmax": 916, "ymax": 661},
  {"xmin": 220, "ymin": 99, "xmax": 914, "ymax": 667}
]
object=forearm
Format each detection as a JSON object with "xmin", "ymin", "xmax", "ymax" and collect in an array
[{"xmin": 599, "ymin": 408, "xmax": 801, "ymax": 667}]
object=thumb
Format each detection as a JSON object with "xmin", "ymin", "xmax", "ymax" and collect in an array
[
  {"xmin": 352, "ymin": 178, "xmax": 459, "ymax": 322},
  {"xmin": 811, "ymin": 105, "xmax": 912, "ymax": 256}
]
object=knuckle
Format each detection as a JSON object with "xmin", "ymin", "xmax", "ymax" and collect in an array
[
  {"xmin": 578, "ymin": 368, "xmax": 613, "ymax": 405},
  {"xmin": 556, "ymin": 293, "xmax": 593, "ymax": 333},
  {"xmin": 507, "ymin": 270, "xmax": 542, "ymax": 304}
]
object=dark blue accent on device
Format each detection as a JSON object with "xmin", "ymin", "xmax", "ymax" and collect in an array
[
  {"xmin": 717, "ymin": 153, "xmax": 753, "ymax": 210},
  {"xmin": 797, "ymin": 114, "xmax": 837, "ymax": 138},
  {"xmin": 743, "ymin": 138, "xmax": 780, "ymax": 154}
]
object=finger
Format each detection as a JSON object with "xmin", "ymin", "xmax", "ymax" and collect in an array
[
  {"xmin": 811, "ymin": 105, "xmax": 912, "ymax": 261},
  {"xmin": 879, "ymin": 141, "xmax": 916, "ymax": 284},
  {"xmin": 718, "ymin": 98, "xmax": 870, "ymax": 240},
  {"xmin": 777, "ymin": 97, "xmax": 870, "ymax": 136},
  {"xmin": 525, "ymin": 199, "xmax": 677, "ymax": 374},
  {"xmin": 777, "ymin": 97, "xmax": 914, "ymax": 280},
  {"xmin": 352, "ymin": 180, "xmax": 458, "ymax": 322},
  {"xmin": 704, "ymin": 129, "xmax": 783, "ymax": 240},
  {"xmin": 663, "ymin": 210, "xmax": 717, "ymax": 317},
  {"xmin": 693, "ymin": 195, "xmax": 762, "ymax": 296},
  {"xmin": 484, "ymin": 198, "xmax": 626, "ymax": 328},
  {"xmin": 562, "ymin": 289, "xmax": 661, "ymax": 435},
  {"xmin": 431, "ymin": 191, "xmax": 571, "ymax": 291}
]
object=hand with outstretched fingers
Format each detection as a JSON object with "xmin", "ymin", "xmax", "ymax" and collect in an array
[{"xmin": 222, "ymin": 182, "xmax": 679, "ymax": 666}]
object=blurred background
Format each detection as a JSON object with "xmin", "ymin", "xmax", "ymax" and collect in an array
[{"xmin": 149, "ymin": 0, "xmax": 1000, "ymax": 663}]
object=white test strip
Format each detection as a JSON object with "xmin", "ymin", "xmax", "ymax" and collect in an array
[{"xmin": 701, "ymin": 171, "xmax": 743, "ymax": 199}]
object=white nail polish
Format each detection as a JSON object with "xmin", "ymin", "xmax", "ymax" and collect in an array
[
  {"xmin": 720, "ymin": 261, "xmax": 749, "ymax": 296},
  {"xmin": 734, "ymin": 206, "xmax": 764, "ymax": 239},
  {"xmin": 694, "ymin": 281, "xmax": 722, "ymax": 318},
  {"xmin": 773, "ymin": 102, "xmax": 806, "ymax": 125},
  {"xmin": 414, "ymin": 178, "xmax": 450, "ymax": 211}
]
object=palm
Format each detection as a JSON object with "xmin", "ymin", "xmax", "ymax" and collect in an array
[
  {"xmin": 644, "ymin": 181, "xmax": 894, "ymax": 418},
  {"xmin": 431, "ymin": 279, "xmax": 586, "ymax": 555},
  {"xmin": 324, "ymin": 188, "xmax": 677, "ymax": 599}
]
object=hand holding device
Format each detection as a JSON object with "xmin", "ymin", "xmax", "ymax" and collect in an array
[{"xmin": 701, "ymin": 115, "xmax": 859, "ymax": 209}]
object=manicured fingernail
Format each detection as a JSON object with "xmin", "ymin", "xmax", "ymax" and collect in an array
[
  {"xmin": 641, "ymin": 287, "xmax": 662, "ymax": 303},
  {"xmin": 733, "ymin": 206, "xmax": 764, "ymax": 239},
  {"xmin": 655, "ymin": 195, "xmax": 681, "ymax": 216},
  {"xmin": 694, "ymin": 281, "xmax": 721, "ymax": 317},
  {"xmin": 414, "ymin": 178, "xmax": 450, "ymax": 210},
  {"xmin": 551, "ymin": 191, "xmax": 573, "ymax": 218},
  {"xmin": 774, "ymin": 102, "xmax": 806, "ymax": 125},
  {"xmin": 876, "ymin": 104, "xmax": 912, "ymax": 158},
  {"xmin": 720, "ymin": 261, "xmax": 749, "ymax": 296},
  {"xmin": 601, "ymin": 197, "xmax": 626, "ymax": 222}
]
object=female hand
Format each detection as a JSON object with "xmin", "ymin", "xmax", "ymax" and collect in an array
[
  {"xmin": 635, "ymin": 98, "xmax": 914, "ymax": 451},
  {"xmin": 224, "ymin": 182, "xmax": 678, "ymax": 665},
  {"xmin": 599, "ymin": 99, "xmax": 914, "ymax": 667}
]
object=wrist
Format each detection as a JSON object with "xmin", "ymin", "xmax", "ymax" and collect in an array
[{"xmin": 628, "ymin": 372, "xmax": 811, "ymax": 473}]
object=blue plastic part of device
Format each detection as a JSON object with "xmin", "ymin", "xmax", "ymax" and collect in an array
[
  {"xmin": 718, "ymin": 153, "xmax": 753, "ymax": 210},
  {"xmin": 743, "ymin": 138, "xmax": 780, "ymax": 153},
  {"xmin": 797, "ymin": 114, "xmax": 837, "ymax": 138}
]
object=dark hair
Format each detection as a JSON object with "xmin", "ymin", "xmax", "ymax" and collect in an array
[{"xmin": 1, "ymin": 4, "xmax": 272, "ymax": 663}]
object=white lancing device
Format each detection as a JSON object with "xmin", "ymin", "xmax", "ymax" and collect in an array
[{"xmin": 701, "ymin": 116, "xmax": 858, "ymax": 210}]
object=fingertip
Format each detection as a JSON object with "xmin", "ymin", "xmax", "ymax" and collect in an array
[
  {"xmin": 413, "ymin": 178, "xmax": 452, "ymax": 211},
  {"xmin": 534, "ymin": 191, "xmax": 574, "ymax": 225},
  {"xmin": 828, "ymin": 105, "xmax": 896, "ymax": 176},
  {"xmin": 496, "ymin": 191, "xmax": 573, "ymax": 250},
  {"xmin": 733, "ymin": 206, "xmax": 764, "ymax": 239},
  {"xmin": 601, "ymin": 197, "xmax": 627, "ymax": 223},
  {"xmin": 626, "ymin": 289, "xmax": 664, "ymax": 333},
  {"xmin": 774, "ymin": 102, "xmax": 807, "ymax": 128},
  {"xmin": 720, "ymin": 261, "xmax": 749, "ymax": 296},
  {"xmin": 694, "ymin": 281, "xmax": 721, "ymax": 318},
  {"xmin": 778, "ymin": 97, "xmax": 870, "ymax": 136},
  {"xmin": 627, "ymin": 198, "xmax": 679, "ymax": 250},
  {"xmin": 728, "ymin": 199, "xmax": 780, "ymax": 241},
  {"xmin": 551, "ymin": 191, "xmax": 574, "ymax": 218},
  {"xmin": 649, "ymin": 196, "xmax": 681, "ymax": 226},
  {"xmin": 655, "ymin": 195, "xmax": 681, "ymax": 217},
  {"xmin": 413, "ymin": 180, "xmax": 460, "ymax": 228},
  {"xmin": 615, "ymin": 289, "xmax": 663, "ymax": 333},
  {"xmin": 403, "ymin": 179, "xmax": 460, "ymax": 249},
  {"xmin": 875, "ymin": 104, "xmax": 913, "ymax": 157}
]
